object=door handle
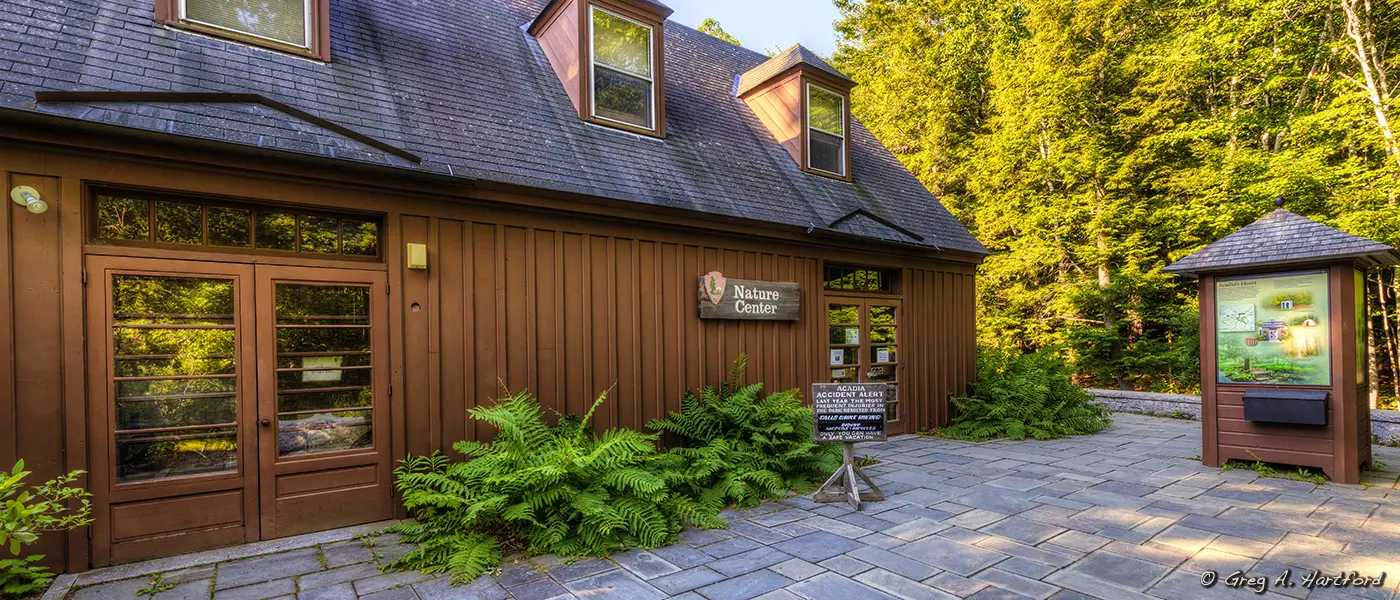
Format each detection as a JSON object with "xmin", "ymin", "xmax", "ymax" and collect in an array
[{"xmin": 260, "ymin": 418, "xmax": 271, "ymax": 427}]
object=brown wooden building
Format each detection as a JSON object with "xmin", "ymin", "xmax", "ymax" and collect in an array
[{"xmin": 0, "ymin": 0, "xmax": 986, "ymax": 571}]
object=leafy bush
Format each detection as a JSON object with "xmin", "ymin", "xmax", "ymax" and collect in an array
[
  {"xmin": 1, "ymin": 461, "xmax": 93, "ymax": 598},
  {"xmin": 650, "ymin": 355, "xmax": 840, "ymax": 508},
  {"xmin": 388, "ymin": 391, "xmax": 712, "ymax": 583},
  {"xmin": 942, "ymin": 347, "xmax": 1111, "ymax": 441}
]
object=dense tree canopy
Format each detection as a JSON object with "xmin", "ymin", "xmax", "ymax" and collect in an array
[{"xmin": 832, "ymin": 0, "xmax": 1400, "ymax": 400}]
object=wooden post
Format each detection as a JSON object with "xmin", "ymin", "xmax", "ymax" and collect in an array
[{"xmin": 814, "ymin": 442, "xmax": 884, "ymax": 511}]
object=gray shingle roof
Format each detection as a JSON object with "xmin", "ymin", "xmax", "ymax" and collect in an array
[
  {"xmin": 736, "ymin": 44, "xmax": 854, "ymax": 97},
  {"xmin": 1163, "ymin": 209, "xmax": 1400, "ymax": 275},
  {"xmin": 0, "ymin": 0, "xmax": 985, "ymax": 256}
]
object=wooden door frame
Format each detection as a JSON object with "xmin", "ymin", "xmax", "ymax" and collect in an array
[
  {"xmin": 822, "ymin": 294, "xmax": 905, "ymax": 434},
  {"xmin": 253, "ymin": 264, "xmax": 393, "ymax": 539},
  {"xmin": 84, "ymin": 256, "xmax": 260, "ymax": 566}
]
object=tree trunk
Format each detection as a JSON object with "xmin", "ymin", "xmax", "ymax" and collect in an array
[
  {"xmin": 1368, "ymin": 315, "xmax": 1380, "ymax": 409},
  {"xmin": 1340, "ymin": 0, "xmax": 1400, "ymax": 169},
  {"xmin": 1378, "ymin": 272, "xmax": 1400, "ymax": 399}
]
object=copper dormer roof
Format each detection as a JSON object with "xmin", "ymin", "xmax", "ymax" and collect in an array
[{"xmin": 737, "ymin": 44, "xmax": 855, "ymax": 97}]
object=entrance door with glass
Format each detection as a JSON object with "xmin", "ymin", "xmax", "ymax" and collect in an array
[
  {"xmin": 827, "ymin": 299, "xmax": 903, "ymax": 434},
  {"xmin": 85, "ymin": 256, "xmax": 391, "ymax": 565}
]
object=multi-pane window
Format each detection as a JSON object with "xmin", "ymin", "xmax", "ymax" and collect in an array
[
  {"xmin": 807, "ymin": 83, "xmax": 847, "ymax": 176},
  {"xmin": 94, "ymin": 192, "xmax": 380, "ymax": 258},
  {"xmin": 824, "ymin": 265, "xmax": 898, "ymax": 293},
  {"xmin": 182, "ymin": 0, "xmax": 311, "ymax": 48},
  {"xmin": 590, "ymin": 6, "xmax": 655, "ymax": 130}
]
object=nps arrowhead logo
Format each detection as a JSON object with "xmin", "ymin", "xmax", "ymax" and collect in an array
[{"xmin": 702, "ymin": 271, "xmax": 727, "ymax": 305}]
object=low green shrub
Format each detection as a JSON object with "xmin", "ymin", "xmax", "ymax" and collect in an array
[
  {"xmin": 650, "ymin": 355, "xmax": 841, "ymax": 509},
  {"xmin": 388, "ymin": 391, "xmax": 714, "ymax": 583},
  {"xmin": 941, "ymin": 347, "xmax": 1111, "ymax": 441},
  {"xmin": 1, "ymin": 461, "xmax": 93, "ymax": 598}
]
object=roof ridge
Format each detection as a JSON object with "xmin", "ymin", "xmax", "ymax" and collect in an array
[{"xmin": 1164, "ymin": 207, "xmax": 1397, "ymax": 275}]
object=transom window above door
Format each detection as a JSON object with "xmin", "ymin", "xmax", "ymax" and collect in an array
[{"xmin": 91, "ymin": 189, "xmax": 382, "ymax": 260}]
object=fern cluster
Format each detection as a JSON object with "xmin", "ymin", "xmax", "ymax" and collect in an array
[
  {"xmin": 389, "ymin": 391, "xmax": 704, "ymax": 583},
  {"xmin": 942, "ymin": 346, "xmax": 1111, "ymax": 441},
  {"xmin": 650, "ymin": 355, "xmax": 841, "ymax": 508}
]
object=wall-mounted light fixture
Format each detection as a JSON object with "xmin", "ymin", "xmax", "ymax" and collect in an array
[{"xmin": 10, "ymin": 186, "xmax": 48, "ymax": 214}]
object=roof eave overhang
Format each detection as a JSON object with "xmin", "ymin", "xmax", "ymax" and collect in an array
[{"xmin": 1163, "ymin": 250, "xmax": 1400, "ymax": 278}]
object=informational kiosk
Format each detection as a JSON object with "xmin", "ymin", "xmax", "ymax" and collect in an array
[
  {"xmin": 812, "ymin": 382, "xmax": 887, "ymax": 510},
  {"xmin": 1164, "ymin": 200, "xmax": 1400, "ymax": 483}
]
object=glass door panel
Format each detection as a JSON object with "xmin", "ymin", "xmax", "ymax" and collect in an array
[
  {"xmin": 272, "ymin": 284, "xmax": 374, "ymax": 456},
  {"xmin": 111, "ymin": 275, "xmax": 241, "ymax": 483},
  {"xmin": 826, "ymin": 299, "xmax": 902, "ymax": 428}
]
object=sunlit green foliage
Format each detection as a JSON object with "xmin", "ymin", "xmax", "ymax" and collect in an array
[
  {"xmin": 941, "ymin": 347, "xmax": 1113, "ymax": 440},
  {"xmin": 1, "ymin": 461, "xmax": 93, "ymax": 597}
]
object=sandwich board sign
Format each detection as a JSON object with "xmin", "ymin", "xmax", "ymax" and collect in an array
[{"xmin": 811, "ymin": 383, "xmax": 887, "ymax": 510}]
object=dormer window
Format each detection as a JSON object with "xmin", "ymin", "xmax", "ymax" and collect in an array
[
  {"xmin": 590, "ymin": 7, "xmax": 655, "ymax": 130},
  {"xmin": 806, "ymin": 84, "xmax": 847, "ymax": 177},
  {"xmin": 530, "ymin": 0, "xmax": 671, "ymax": 137},
  {"xmin": 737, "ymin": 45, "xmax": 856, "ymax": 181},
  {"xmin": 156, "ymin": 0, "xmax": 330, "ymax": 60}
]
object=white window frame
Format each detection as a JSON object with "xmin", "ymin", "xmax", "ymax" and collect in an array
[
  {"xmin": 179, "ymin": 0, "xmax": 314, "ymax": 49},
  {"xmin": 806, "ymin": 82, "xmax": 847, "ymax": 177},
  {"xmin": 588, "ymin": 5, "xmax": 656, "ymax": 131}
]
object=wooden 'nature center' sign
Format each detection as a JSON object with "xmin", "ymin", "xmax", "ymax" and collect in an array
[{"xmin": 697, "ymin": 271, "xmax": 799, "ymax": 320}]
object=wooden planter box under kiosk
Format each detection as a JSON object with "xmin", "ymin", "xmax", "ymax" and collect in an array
[{"xmin": 1165, "ymin": 204, "xmax": 1400, "ymax": 484}]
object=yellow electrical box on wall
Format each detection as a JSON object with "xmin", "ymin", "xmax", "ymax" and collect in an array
[{"xmin": 406, "ymin": 243, "xmax": 428, "ymax": 270}]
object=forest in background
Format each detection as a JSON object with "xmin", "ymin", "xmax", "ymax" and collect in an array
[{"xmin": 819, "ymin": 0, "xmax": 1400, "ymax": 405}]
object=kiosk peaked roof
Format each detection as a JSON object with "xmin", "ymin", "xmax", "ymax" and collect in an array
[{"xmin": 1164, "ymin": 209, "xmax": 1400, "ymax": 275}]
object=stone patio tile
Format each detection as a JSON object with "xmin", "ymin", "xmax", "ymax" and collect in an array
[
  {"xmin": 1088, "ymin": 481, "xmax": 1158, "ymax": 498},
  {"xmin": 321, "ymin": 541, "xmax": 375, "ymax": 569},
  {"xmin": 1072, "ymin": 506, "xmax": 1150, "ymax": 530},
  {"xmin": 726, "ymin": 521, "xmax": 791, "ymax": 545},
  {"xmin": 880, "ymin": 517, "xmax": 946, "ymax": 541},
  {"xmin": 814, "ymin": 555, "xmax": 871, "ymax": 577},
  {"xmin": 946, "ymin": 508, "xmax": 1009, "ymax": 530},
  {"xmin": 835, "ymin": 512, "xmax": 897, "ymax": 532},
  {"xmin": 299, "ymin": 563, "xmax": 383, "ymax": 591},
  {"xmin": 1064, "ymin": 551, "xmax": 1170, "ymax": 591},
  {"xmin": 155, "ymin": 579, "xmax": 215, "ymax": 600},
  {"xmin": 767, "ymin": 521, "xmax": 820, "ymax": 539},
  {"xmin": 750, "ymin": 591, "xmax": 801, "ymax": 600},
  {"xmin": 854, "ymin": 568, "xmax": 956, "ymax": 600},
  {"xmin": 699, "ymin": 536, "xmax": 763, "ymax": 559},
  {"xmin": 1062, "ymin": 489, "xmax": 1152, "ymax": 511},
  {"xmin": 845, "ymin": 546, "xmax": 938, "ymax": 581},
  {"xmin": 924, "ymin": 572, "xmax": 989, "ymax": 597},
  {"xmin": 651, "ymin": 567, "xmax": 727, "ymax": 595},
  {"xmin": 749, "ymin": 510, "xmax": 812, "ymax": 527},
  {"xmin": 612, "ymin": 549, "xmax": 680, "ymax": 580},
  {"xmin": 986, "ymin": 476, "xmax": 1051, "ymax": 492},
  {"xmin": 972, "ymin": 568, "xmax": 1061, "ymax": 600},
  {"xmin": 707, "ymin": 547, "xmax": 793, "ymax": 577},
  {"xmin": 855, "ymin": 532, "xmax": 905, "ymax": 549},
  {"xmin": 650, "ymin": 545, "xmax": 713, "ymax": 569},
  {"xmin": 694, "ymin": 569, "xmax": 792, "ymax": 600},
  {"xmin": 929, "ymin": 501, "xmax": 976, "ymax": 515},
  {"xmin": 953, "ymin": 490, "xmax": 1042, "ymax": 516},
  {"xmin": 981, "ymin": 517, "xmax": 1065, "ymax": 545},
  {"xmin": 975, "ymin": 536, "xmax": 1081, "ymax": 568},
  {"xmin": 507, "ymin": 578, "xmax": 569, "ymax": 600},
  {"xmin": 768, "ymin": 531, "xmax": 864, "ymax": 563},
  {"xmin": 162, "ymin": 566, "xmax": 217, "ymax": 585},
  {"xmin": 1045, "ymin": 567, "xmax": 1159, "ymax": 600},
  {"xmin": 1098, "ymin": 541, "xmax": 1193, "ymax": 568},
  {"xmin": 784, "ymin": 572, "xmax": 896, "ymax": 600},
  {"xmin": 562, "ymin": 569, "xmax": 665, "ymax": 600},
  {"xmin": 1178, "ymin": 548, "xmax": 1259, "ymax": 576},
  {"xmin": 893, "ymin": 533, "xmax": 1007, "ymax": 575},
  {"xmin": 679, "ymin": 529, "xmax": 728, "ymax": 548},
  {"xmin": 216, "ymin": 549, "xmax": 326, "ymax": 590},
  {"xmin": 1205, "ymin": 535, "xmax": 1276, "ymax": 559},
  {"xmin": 1223, "ymin": 506, "xmax": 1329, "ymax": 536},
  {"xmin": 360, "ymin": 587, "xmax": 418, "ymax": 600},
  {"xmin": 1202, "ymin": 483, "xmax": 1282, "ymax": 505},
  {"xmin": 1148, "ymin": 524, "xmax": 1218, "ymax": 553},
  {"xmin": 353, "ymin": 570, "xmax": 432, "ymax": 596},
  {"xmin": 995, "ymin": 557, "xmax": 1056, "ymax": 580},
  {"xmin": 938, "ymin": 526, "xmax": 992, "ymax": 545},
  {"xmin": 298, "ymin": 582, "xmax": 356, "ymax": 600},
  {"xmin": 766, "ymin": 558, "xmax": 824, "ymax": 582},
  {"xmin": 212, "ymin": 577, "xmax": 294, "ymax": 600},
  {"xmin": 791, "ymin": 516, "xmax": 872, "ymax": 539},
  {"xmin": 1179, "ymin": 514, "xmax": 1286, "ymax": 544},
  {"xmin": 414, "ymin": 575, "xmax": 510, "ymax": 600},
  {"xmin": 1095, "ymin": 526, "xmax": 1151, "ymax": 544},
  {"xmin": 1044, "ymin": 530, "xmax": 1110, "ymax": 553},
  {"xmin": 544, "ymin": 559, "xmax": 615, "ymax": 583},
  {"xmin": 966, "ymin": 586, "xmax": 1036, "ymax": 599}
]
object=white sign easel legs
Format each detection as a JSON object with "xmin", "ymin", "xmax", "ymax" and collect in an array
[{"xmin": 814, "ymin": 442, "xmax": 885, "ymax": 511}]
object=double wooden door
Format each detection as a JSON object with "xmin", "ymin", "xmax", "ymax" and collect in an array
[
  {"xmin": 85, "ymin": 256, "xmax": 392, "ymax": 565},
  {"xmin": 826, "ymin": 297, "xmax": 903, "ymax": 434}
]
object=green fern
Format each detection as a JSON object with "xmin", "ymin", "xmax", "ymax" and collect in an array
[
  {"xmin": 650, "ymin": 354, "xmax": 841, "ymax": 510},
  {"xmin": 941, "ymin": 346, "xmax": 1111, "ymax": 441},
  {"xmin": 390, "ymin": 390, "xmax": 692, "ymax": 583}
]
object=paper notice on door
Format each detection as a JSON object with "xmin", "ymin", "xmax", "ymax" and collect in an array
[
  {"xmin": 303, "ymin": 356, "xmax": 343, "ymax": 382},
  {"xmin": 830, "ymin": 349, "xmax": 845, "ymax": 366},
  {"xmin": 877, "ymin": 347, "xmax": 890, "ymax": 363}
]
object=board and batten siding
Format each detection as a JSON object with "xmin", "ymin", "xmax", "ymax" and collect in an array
[{"xmin": 396, "ymin": 215, "xmax": 977, "ymax": 453}]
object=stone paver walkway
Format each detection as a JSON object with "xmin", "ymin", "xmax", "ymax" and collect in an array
[{"xmin": 61, "ymin": 414, "xmax": 1400, "ymax": 600}]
